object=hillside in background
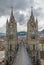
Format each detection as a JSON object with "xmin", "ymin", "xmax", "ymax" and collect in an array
[{"xmin": 0, "ymin": 29, "xmax": 44, "ymax": 37}]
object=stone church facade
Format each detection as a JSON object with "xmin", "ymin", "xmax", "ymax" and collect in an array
[
  {"xmin": 27, "ymin": 7, "xmax": 40, "ymax": 64},
  {"xmin": 5, "ymin": 7, "xmax": 41, "ymax": 65},
  {"xmin": 6, "ymin": 8, "xmax": 17, "ymax": 65}
]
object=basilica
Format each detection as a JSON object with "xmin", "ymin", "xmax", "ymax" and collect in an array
[
  {"xmin": 6, "ymin": 8, "xmax": 17, "ymax": 65},
  {"xmin": 27, "ymin": 7, "xmax": 40, "ymax": 64},
  {"xmin": 5, "ymin": 7, "xmax": 41, "ymax": 65}
]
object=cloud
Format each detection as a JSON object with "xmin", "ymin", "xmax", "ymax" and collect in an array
[
  {"xmin": 0, "ymin": 15, "xmax": 9, "ymax": 27},
  {"xmin": 0, "ymin": 0, "xmax": 34, "ymax": 25},
  {"xmin": 0, "ymin": 0, "xmax": 33, "ymax": 15},
  {"xmin": 0, "ymin": 0, "xmax": 44, "ymax": 32},
  {"xmin": 17, "ymin": 23, "xmax": 27, "ymax": 32}
]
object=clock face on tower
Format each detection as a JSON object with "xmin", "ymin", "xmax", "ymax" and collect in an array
[
  {"xmin": 31, "ymin": 30, "xmax": 35, "ymax": 34},
  {"xmin": 30, "ymin": 30, "xmax": 35, "ymax": 39},
  {"xmin": 9, "ymin": 28, "xmax": 14, "ymax": 39},
  {"xmin": 10, "ymin": 31, "xmax": 14, "ymax": 35}
]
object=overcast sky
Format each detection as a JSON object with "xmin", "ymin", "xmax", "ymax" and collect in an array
[{"xmin": 0, "ymin": 0, "xmax": 44, "ymax": 32}]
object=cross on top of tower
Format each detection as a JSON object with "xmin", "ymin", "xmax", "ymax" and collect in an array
[
  {"xmin": 11, "ymin": 6, "xmax": 13, "ymax": 17},
  {"xmin": 31, "ymin": 6, "xmax": 33, "ymax": 16}
]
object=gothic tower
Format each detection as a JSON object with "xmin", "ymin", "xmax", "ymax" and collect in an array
[
  {"xmin": 27, "ymin": 7, "xmax": 40, "ymax": 64},
  {"xmin": 6, "ymin": 7, "xmax": 17, "ymax": 65},
  {"xmin": 27, "ymin": 7, "xmax": 38, "ymax": 47}
]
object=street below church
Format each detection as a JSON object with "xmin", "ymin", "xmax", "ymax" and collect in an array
[{"xmin": 12, "ymin": 44, "xmax": 32, "ymax": 65}]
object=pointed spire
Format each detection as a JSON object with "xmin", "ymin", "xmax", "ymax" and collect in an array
[
  {"xmin": 6, "ymin": 19, "xmax": 8, "ymax": 24},
  {"xmin": 6, "ymin": 19, "xmax": 8, "ymax": 31},
  {"xmin": 31, "ymin": 6, "xmax": 33, "ymax": 16},
  {"xmin": 11, "ymin": 6, "xmax": 13, "ymax": 16},
  {"xmin": 36, "ymin": 17, "xmax": 38, "ymax": 31},
  {"xmin": 36, "ymin": 17, "xmax": 38, "ymax": 24}
]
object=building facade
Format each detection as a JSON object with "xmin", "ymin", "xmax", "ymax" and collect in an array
[
  {"xmin": 6, "ymin": 8, "xmax": 17, "ymax": 65},
  {"xmin": 27, "ymin": 7, "xmax": 40, "ymax": 64},
  {"xmin": 0, "ymin": 38, "xmax": 7, "ymax": 65},
  {"xmin": 39, "ymin": 35, "xmax": 44, "ymax": 58}
]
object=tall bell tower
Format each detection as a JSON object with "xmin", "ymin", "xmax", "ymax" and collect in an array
[
  {"xmin": 27, "ymin": 7, "xmax": 37, "ymax": 48},
  {"xmin": 27, "ymin": 7, "xmax": 40, "ymax": 64},
  {"xmin": 6, "ymin": 7, "xmax": 17, "ymax": 65}
]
